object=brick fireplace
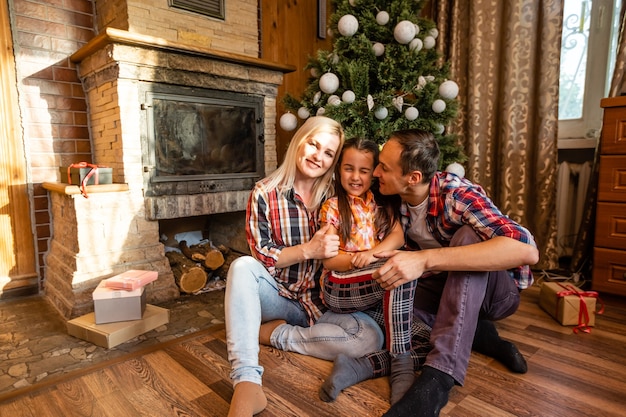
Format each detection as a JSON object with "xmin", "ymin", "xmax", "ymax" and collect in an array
[{"xmin": 43, "ymin": 25, "xmax": 293, "ymax": 319}]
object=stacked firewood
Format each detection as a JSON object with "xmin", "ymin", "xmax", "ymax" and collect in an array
[{"xmin": 165, "ymin": 242, "xmax": 244, "ymax": 293}]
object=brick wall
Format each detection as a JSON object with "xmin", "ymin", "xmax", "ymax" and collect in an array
[{"xmin": 8, "ymin": 0, "xmax": 261, "ymax": 294}]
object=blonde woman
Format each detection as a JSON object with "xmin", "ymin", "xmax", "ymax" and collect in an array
[{"xmin": 225, "ymin": 116, "xmax": 384, "ymax": 417}]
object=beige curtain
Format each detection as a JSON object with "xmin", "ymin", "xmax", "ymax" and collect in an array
[
  {"xmin": 610, "ymin": 1, "xmax": 626, "ymax": 96},
  {"xmin": 433, "ymin": 0, "xmax": 561, "ymax": 270}
]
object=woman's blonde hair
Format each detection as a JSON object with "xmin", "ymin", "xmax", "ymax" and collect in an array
[{"xmin": 265, "ymin": 116, "xmax": 345, "ymax": 211}]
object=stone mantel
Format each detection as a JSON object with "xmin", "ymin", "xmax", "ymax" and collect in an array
[{"xmin": 70, "ymin": 27, "xmax": 295, "ymax": 75}]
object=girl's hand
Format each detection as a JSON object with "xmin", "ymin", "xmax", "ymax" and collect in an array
[{"xmin": 350, "ymin": 250, "xmax": 377, "ymax": 268}]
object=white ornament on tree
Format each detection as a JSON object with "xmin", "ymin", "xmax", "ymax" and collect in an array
[
  {"xmin": 297, "ymin": 107, "xmax": 310, "ymax": 119},
  {"xmin": 328, "ymin": 95, "xmax": 341, "ymax": 106},
  {"xmin": 376, "ymin": 11, "xmax": 389, "ymax": 25},
  {"xmin": 374, "ymin": 106, "xmax": 388, "ymax": 120},
  {"xmin": 405, "ymin": 107, "xmax": 419, "ymax": 120},
  {"xmin": 409, "ymin": 38, "xmax": 423, "ymax": 52},
  {"xmin": 367, "ymin": 94, "xmax": 374, "ymax": 111},
  {"xmin": 342, "ymin": 90, "xmax": 356, "ymax": 103},
  {"xmin": 313, "ymin": 91, "xmax": 322, "ymax": 104},
  {"xmin": 372, "ymin": 42, "xmax": 385, "ymax": 57},
  {"xmin": 439, "ymin": 80, "xmax": 459, "ymax": 100},
  {"xmin": 319, "ymin": 72, "xmax": 340, "ymax": 94},
  {"xmin": 445, "ymin": 162, "xmax": 465, "ymax": 178},
  {"xmin": 310, "ymin": 67, "xmax": 319, "ymax": 78},
  {"xmin": 423, "ymin": 35, "xmax": 436, "ymax": 49},
  {"xmin": 392, "ymin": 96, "xmax": 404, "ymax": 112},
  {"xmin": 279, "ymin": 113, "xmax": 298, "ymax": 131},
  {"xmin": 394, "ymin": 20, "xmax": 416, "ymax": 44},
  {"xmin": 338, "ymin": 14, "xmax": 359, "ymax": 37},
  {"xmin": 429, "ymin": 28, "xmax": 439, "ymax": 39},
  {"xmin": 414, "ymin": 23, "xmax": 420, "ymax": 35},
  {"xmin": 349, "ymin": 0, "xmax": 356, "ymax": 5},
  {"xmin": 316, "ymin": 107, "xmax": 326, "ymax": 116},
  {"xmin": 432, "ymin": 99, "xmax": 446, "ymax": 113},
  {"xmin": 434, "ymin": 123, "xmax": 445, "ymax": 134}
]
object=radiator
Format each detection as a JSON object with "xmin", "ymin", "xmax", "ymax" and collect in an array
[{"xmin": 556, "ymin": 161, "xmax": 592, "ymax": 258}]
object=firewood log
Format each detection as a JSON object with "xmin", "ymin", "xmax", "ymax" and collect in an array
[
  {"xmin": 165, "ymin": 251, "xmax": 208, "ymax": 293},
  {"xmin": 204, "ymin": 247, "xmax": 225, "ymax": 270},
  {"xmin": 179, "ymin": 240, "xmax": 207, "ymax": 262}
]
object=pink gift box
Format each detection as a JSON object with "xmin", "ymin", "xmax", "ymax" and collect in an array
[{"xmin": 103, "ymin": 270, "xmax": 158, "ymax": 291}]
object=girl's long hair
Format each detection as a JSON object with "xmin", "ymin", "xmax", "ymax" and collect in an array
[
  {"xmin": 264, "ymin": 116, "xmax": 345, "ymax": 211},
  {"xmin": 335, "ymin": 138, "xmax": 401, "ymax": 244}
]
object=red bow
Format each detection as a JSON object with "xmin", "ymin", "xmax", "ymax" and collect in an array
[
  {"xmin": 67, "ymin": 162, "xmax": 106, "ymax": 198},
  {"xmin": 556, "ymin": 283, "xmax": 605, "ymax": 334}
]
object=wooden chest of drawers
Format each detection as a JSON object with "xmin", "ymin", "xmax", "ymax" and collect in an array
[{"xmin": 593, "ymin": 97, "xmax": 626, "ymax": 295}]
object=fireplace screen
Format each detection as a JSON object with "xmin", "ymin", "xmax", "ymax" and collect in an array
[{"xmin": 141, "ymin": 83, "xmax": 264, "ymax": 196}]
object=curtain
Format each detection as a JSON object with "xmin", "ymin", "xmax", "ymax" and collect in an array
[
  {"xmin": 433, "ymin": 0, "xmax": 561, "ymax": 270},
  {"xmin": 610, "ymin": 0, "xmax": 626, "ymax": 96}
]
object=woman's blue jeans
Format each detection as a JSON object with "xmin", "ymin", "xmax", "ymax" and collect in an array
[{"xmin": 225, "ymin": 256, "xmax": 384, "ymax": 386}]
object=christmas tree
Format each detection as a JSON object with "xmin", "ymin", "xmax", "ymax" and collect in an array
[{"xmin": 279, "ymin": 0, "xmax": 466, "ymax": 169}]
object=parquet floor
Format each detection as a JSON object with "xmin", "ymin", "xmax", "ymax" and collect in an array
[{"xmin": 0, "ymin": 282, "xmax": 625, "ymax": 416}]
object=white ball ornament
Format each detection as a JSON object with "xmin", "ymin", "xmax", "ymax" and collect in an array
[
  {"xmin": 342, "ymin": 90, "xmax": 356, "ymax": 103},
  {"xmin": 429, "ymin": 28, "xmax": 439, "ymax": 39},
  {"xmin": 394, "ymin": 20, "xmax": 416, "ymax": 44},
  {"xmin": 372, "ymin": 42, "xmax": 385, "ymax": 57},
  {"xmin": 279, "ymin": 113, "xmax": 298, "ymax": 131},
  {"xmin": 349, "ymin": 0, "xmax": 356, "ymax": 5},
  {"xmin": 414, "ymin": 24, "xmax": 420, "ymax": 35},
  {"xmin": 423, "ymin": 35, "xmax": 436, "ymax": 49},
  {"xmin": 316, "ymin": 107, "xmax": 326, "ymax": 116},
  {"xmin": 319, "ymin": 72, "xmax": 340, "ymax": 94},
  {"xmin": 310, "ymin": 67, "xmax": 319, "ymax": 78},
  {"xmin": 405, "ymin": 107, "xmax": 419, "ymax": 120},
  {"xmin": 434, "ymin": 123, "xmax": 445, "ymax": 134},
  {"xmin": 439, "ymin": 80, "xmax": 459, "ymax": 100},
  {"xmin": 297, "ymin": 107, "xmax": 310, "ymax": 120},
  {"xmin": 409, "ymin": 38, "xmax": 423, "ymax": 52},
  {"xmin": 376, "ymin": 11, "xmax": 390, "ymax": 25},
  {"xmin": 432, "ymin": 99, "xmax": 446, "ymax": 113},
  {"xmin": 338, "ymin": 14, "xmax": 359, "ymax": 37},
  {"xmin": 374, "ymin": 106, "xmax": 388, "ymax": 120},
  {"xmin": 445, "ymin": 162, "xmax": 465, "ymax": 178},
  {"xmin": 328, "ymin": 95, "xmax": 341, "ymax": 106}
]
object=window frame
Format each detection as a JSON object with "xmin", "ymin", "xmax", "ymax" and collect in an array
[{"xmin": 558, "ymin": 0, "xmax": 621, "ymax": 149}]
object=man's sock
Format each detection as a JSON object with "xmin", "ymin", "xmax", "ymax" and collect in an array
[
  {"xmin": 383, "ymin": 366, "xmax": 454, "ymax": 417},
  {"xmin": 319, "ymin": 354, "xmax": 374, "ymax": 402},
  {"xmin": 472, "ymin": 320, "xmax": 527, "ymax": 373},
  {"xmin": 390, "ymin": 352, "xmax": 415, "ymax": 405}
]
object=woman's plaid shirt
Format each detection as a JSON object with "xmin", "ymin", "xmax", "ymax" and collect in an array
[{"xmin": 246, "ymin": 180, "xmax": 326, "ymax": 324}]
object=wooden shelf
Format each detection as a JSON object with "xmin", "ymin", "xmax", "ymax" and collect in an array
[{"xmin": 43, "ymin": 182, "xmax": 129, "ymax": 195}]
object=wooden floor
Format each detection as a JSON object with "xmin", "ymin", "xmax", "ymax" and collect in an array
[{"xmin": 0, "ymin": 282, "xmax": 625, "ymax": 416}]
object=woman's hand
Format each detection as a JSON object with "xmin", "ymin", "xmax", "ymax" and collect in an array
[{"xmin": 303, "ymin": 223, "xmax": 340, "ymax": 260}]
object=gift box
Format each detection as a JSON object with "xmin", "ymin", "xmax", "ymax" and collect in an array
[
  {"xmin": 60, "ymin": 165, "xmax": 112, "ymax": 185},
  {"xmin": 103, "ymin": 270, "xmax": 158, "ymax": 291},
  {"xmin": 539, "ymin": 282, "xmax": 602, "ymax": 330},
  {"xmin": 93, "ymin": 280, "xmax": 146, "ymax": 324},
  {"xmin": 66, "ymin": 304, "xmax": 169, "ymax": 348}
]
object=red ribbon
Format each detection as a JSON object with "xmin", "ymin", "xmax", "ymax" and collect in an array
[
  {"xmin": 67, "ymin": 162, "xmax": 106, "ymax": 198},
  {"xmin": 556, "ymin": 283, "xmax": 605, "ymax": 334}
]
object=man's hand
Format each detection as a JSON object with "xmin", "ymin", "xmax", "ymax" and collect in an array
[
  {"xmin": 373, "ymin": 250, "xmax": 425, "ymax": 290},
  {"xmin": 303, "ymin": 223, "xmax": 340, "ymax": 260}
]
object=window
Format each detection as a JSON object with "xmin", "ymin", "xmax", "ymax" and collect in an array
[
  {"xmin": 558, "ymin": 0, "xmax": 621, "ymax": 148},
  {"xmin": 169, "ymin": 0, "xmax": 225, "ymax": 20}
]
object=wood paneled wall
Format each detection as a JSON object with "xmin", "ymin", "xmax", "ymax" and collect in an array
[
  {"xmin": 0, "ymin": 0, "xmax": 38, "ymax": 297},
  {"xmin": 260, "ymin": 0, "xmax": 333, "ymax": 164}
]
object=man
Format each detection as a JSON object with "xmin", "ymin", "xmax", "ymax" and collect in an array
[{"xmin": 370, "ymin": 129, "xmax": 539, "ymax": 416}]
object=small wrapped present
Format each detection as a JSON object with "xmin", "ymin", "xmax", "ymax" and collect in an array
[
  {"xmin": 103, "ymin": 270, "xmax": 158, "ymax": 291},
  {"xmin": 539, "ymin": 282, "xmax": 604, "ymax": 333}
]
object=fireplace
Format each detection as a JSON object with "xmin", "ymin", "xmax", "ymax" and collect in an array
[
  {"xmin": 43, "ymin": 28, "xmax": 293, "ymax": 319},
  {"xmin": 141, "ymin": 83, "xmax": 265, "ymax": 197}
]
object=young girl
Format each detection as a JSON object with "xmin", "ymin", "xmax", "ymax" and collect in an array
[
  {"xmin": 318, "ymin": 138, "xmax": 419, "ymax": 405},
  {"xmin": 224, "ymin": 118, "xmax": 384, "ymax": 417}
]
